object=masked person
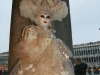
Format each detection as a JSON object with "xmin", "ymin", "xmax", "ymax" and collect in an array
[{"xmin": 13, "ymin": 0, "xmax": 74, "ymax": 75}]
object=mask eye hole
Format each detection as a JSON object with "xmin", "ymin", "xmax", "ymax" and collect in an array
[
  {"xmin": 46, "ymin": 16, "xmax": 50, "ymax": 19},
  {"xmin": 41, "ymin": 15, "xmax": 45, "ymax": 18}
]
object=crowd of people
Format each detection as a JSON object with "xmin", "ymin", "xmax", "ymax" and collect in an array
[
  {"xmin": 0, "ymin": 70, "xmax": 7, "ymax": 75},
  {"xmin": 74, "ymin": 58, "xmax": 100, "ymax": 75},
  {"xmin": 87, "ymin": 66, "xmax": 100, "ymax": 75}
]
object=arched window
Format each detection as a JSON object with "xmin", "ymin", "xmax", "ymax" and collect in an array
[
  {"xmin": 96, "ymin": 57, "xmax": 98, "ymax": 62},
  {"xmin": 89, "ymin": 57, "xmax": 91, "ymax": 62},
  {"xmin": 99, "ymin": 56, "xmax": 100, "ymax": 61},
  {"xmin": 91, "ymin": 57, "xmax": 93, "ymax": 62},
  {"xmin": 98, "ymin": 49, "xmax": 100, "ymax": 53},
  {"xmin": 94, "ymin": 57, "xmax": 96, "ymax": 62},
  {"xmin": 81, "ymin": 51, "xmax": 83, "ymax": 55},
  {"xmin": 86, "ymin": 58, "xmax": 88, "ymax": 62},
  {"xmin": 86, "ymin": 50, "xmax": 88, "ymax": 55},
  {"xmin": 79, "ymin": 51, "xmax": 80, "ymax": 56},
  {"xmin": 88, "ymin": 50, "xmax": 90, "ymax": 55},
  {"xmin": 77, "ymin": 51, "xmax": 78, "ymax": 56},
  {"xmin": 91, "ymin": 50, "xmax": 92, "ymax": 54},
  {"xmin": 95, "ymin": 49, "xmax": 97, "ymax": 54},
  {"xmin": 92, "ymin": 50, "xmax": 94, "ymax": 54},
  {"xmin": 84, "ymin": 50, "xmax": 85, "ymax": 55},
  {"xmin": 75, "ymin": 51, "xmax": 76, "ymax": 56}
]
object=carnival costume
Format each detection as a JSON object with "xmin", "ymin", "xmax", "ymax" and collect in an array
[{"xmin": 13, "ymin": 0, "xmax": 74, "ymax": 75}]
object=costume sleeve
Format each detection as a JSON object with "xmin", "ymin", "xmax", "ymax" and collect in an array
[
  {"xmin": 56, "ymin": 38, "xmax": 73, "ymax": 58},
  {"xmin": 13, "ymin": 25, "xmax": 45, "ymax": 63},
  {"xmin": 56, "ymin": 39, "xmax": 74, "ymax": 75}
]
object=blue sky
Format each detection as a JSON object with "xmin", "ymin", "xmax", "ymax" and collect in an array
[{"xmin": 0, "ymin": 0, "xmax": 100, "ymax": 53}]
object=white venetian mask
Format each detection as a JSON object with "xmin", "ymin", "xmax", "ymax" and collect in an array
[{"xmin": 37, "ymin": 14, "xmax": 50, "ymax": 27}]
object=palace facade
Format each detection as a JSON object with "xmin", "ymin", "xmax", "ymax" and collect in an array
[
  {"xmin": 73, "ymin": 41, "xmax": 100, "ymax": 67},
  {"xmin": 0, "ymin": 52, "xmax": 8, "ymax": 70}
]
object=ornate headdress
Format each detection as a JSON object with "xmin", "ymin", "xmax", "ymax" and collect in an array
[{"xmin": 19, "ymin": 0, "xmax": 68, "ymax": 22}]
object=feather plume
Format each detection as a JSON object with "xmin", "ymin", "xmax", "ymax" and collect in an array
[{"xmin": 19, "ymin": 0, "xmax": 68, "ymax": 22}]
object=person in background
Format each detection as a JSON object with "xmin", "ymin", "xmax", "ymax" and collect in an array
[
  {"xmin": 0, "ymin": 70, "xmax": 2, "ymax": 75},
  {"xmin": 2, "ymin": 70, "xmax": 7, "ymax": 75},
  {"xmin": 93, "ymin": 66, "xmax": 97, "ymax": 74},
  {"xmin": 74, "ymin": 58, "xmax": 87, "ymax": 75},
  {"xmin": 88, "ymin": 66, "xmax": 91, "ymax": 75}
]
